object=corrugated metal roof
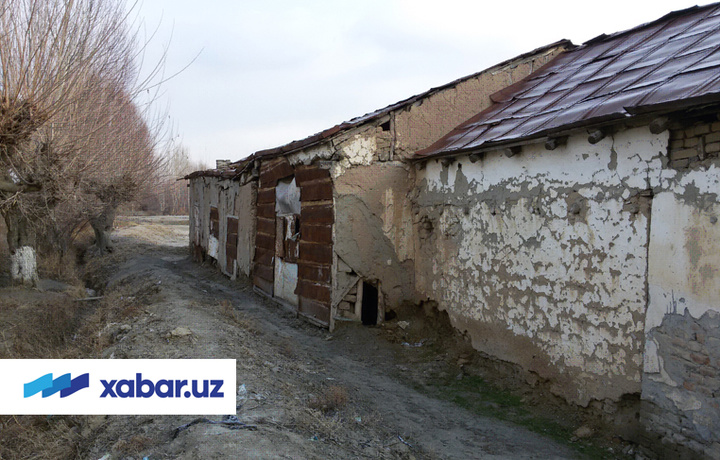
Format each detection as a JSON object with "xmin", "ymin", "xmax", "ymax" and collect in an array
[{"xmin": 416, "ymin": 3, "xmax": 720, "ymax": 159}]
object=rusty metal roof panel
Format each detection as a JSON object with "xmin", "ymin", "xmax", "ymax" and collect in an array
[{"xmin": 416, "ymin": 3, "xmax": 720, "ymax": 159}]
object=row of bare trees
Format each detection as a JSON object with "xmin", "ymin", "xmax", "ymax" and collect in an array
[{"xmin": 0, "ymin": 0, "xmax": 168, "ymax": 285}]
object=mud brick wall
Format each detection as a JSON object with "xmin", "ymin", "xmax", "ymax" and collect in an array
[
  {"xmin": 668, "ymin": 118, "xmax": 720, "ymax": 168},
  {"xmin": 642, "ymin": 310, "xmax": 720, "ymax": 459}
]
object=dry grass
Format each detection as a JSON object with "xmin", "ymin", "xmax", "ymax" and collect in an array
[
  {"xmin": 220, "ymin": 300, "xmax": 262, "ymax": 335},
  {"xmin": 0, "ymin": 295, "xmax": 82, "ymax": 359},
  {"xmin": 308, "ymin": 385, "xmax": 350, "ymax": 414},
  {"xmin": 111, "ymin": 434, "xmax": 155, "ymax": 456},
  {"xmin": 0, "ymin": 253, "xmax": 155, "ymax": 460},
  {"xmin": 0, "ymin": 415, "xmax": 83, "ymax": 460}
]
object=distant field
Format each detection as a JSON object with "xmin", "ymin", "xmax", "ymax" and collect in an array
[{"xmin": 116, "ymin": 215, "xmax": 189, "ymax": 226}]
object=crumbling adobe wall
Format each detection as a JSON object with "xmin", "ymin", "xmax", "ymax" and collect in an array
[
  {"xmin": 642, "ymin": 117, "xmax": 720, "ymax": 458},
  {"xmin": 330, "ymin": 125, "xmax": 415, "ymax": 315},
  {"xmin": 189, "ymin": 176, "xmax": 218, "ymax": 261},
  {"xmin": 233, "ymin": 180, "xmax": 257, "ymax": 277},
  {"xmin": 413, "ymin": 127, "xmax": 667, "ymax": 406},
  {"xmin": 188, "ymin": 176, "xmax": 256, "ymax": 279},
  {"xmin": 393, "ymin": 44, "xmax": 568, "ymax": 159}
]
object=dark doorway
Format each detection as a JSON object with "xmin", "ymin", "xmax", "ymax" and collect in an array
[{"xmin": 361, "ymin": 282, "xmax": 378, "ymax": 326}]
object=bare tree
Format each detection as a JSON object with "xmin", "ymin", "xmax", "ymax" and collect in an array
[{"xmin": 0, "ymin": 0, "xmax": 160, "ymax": 284}]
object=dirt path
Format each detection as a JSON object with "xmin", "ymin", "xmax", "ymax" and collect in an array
[{"xmin": 80, "ymin": 217, "xmax": 582, "ymax": 459}]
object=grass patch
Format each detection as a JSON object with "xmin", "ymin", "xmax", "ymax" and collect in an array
[{"xmin": 430, "ymin": 375, "xmax": 625, "ymax": 460}]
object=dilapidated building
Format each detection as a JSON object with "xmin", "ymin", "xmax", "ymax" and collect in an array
[
  {"xmin": 187, "ymin": 40, "xmax": 569, "ymax": 328},
  {"xmin": 413, "ymin": 4, "xmax": 720, "ymax": 456},
  {"xmin": 188, "ymin": 4, "xmax": 720, "ymax": 457}
]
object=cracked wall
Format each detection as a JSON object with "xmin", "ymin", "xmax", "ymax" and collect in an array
[
  {"xmin": 414, "ymin": 127, "xmax": 668, "ymax": 406},
  {"xmin": 642, "ymin": 117, "xmax": 720, "ymax": 457}
]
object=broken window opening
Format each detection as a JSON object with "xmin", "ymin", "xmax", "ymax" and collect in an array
[{"xmin": 361, "ymin": 282, "xmax": 379, "ymax": 326}]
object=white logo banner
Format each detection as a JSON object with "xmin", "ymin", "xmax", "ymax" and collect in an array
[{"xmin": 0, "ymin": 359, "xmax": 236, "ymax": 415}]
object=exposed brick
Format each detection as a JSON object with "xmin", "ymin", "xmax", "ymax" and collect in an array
[
  {"xmin": 694, "ymin": 124, "xmax": 711, "ymax": 136},
  {"xmin": 705, "ymin": 142, "xmax": 720, "ymax": 154},
  {"xmin": 684, "ymin": 137, "xmax": 699, "ymax": 148},
  {"xmin": 669, "ymin": 129, "xmax": 686, "ymax": 139},
  {"xmin": 683, "ymin": 381, "xmax": 695, "ymax": 391},
  {"xmin": 670, "ymin": 139, "xmax": 685, "ymax": 149},
  {"xmin": 299, "ymin": 241, "xmax": 333, "ymax": 264},
  {"xmin": 302, "ymin": 224, "xmax": 333, "ymax": 244},
  {"xmin": 672, "ymin": 148, "xmax": 699, "ymax": 161},
  {"xmin": 301, "ymin": 180, "xmax": 333, "ymax": 202},
  {"xmin": 257, "ymin": 188, "xmax": 275, "ymax": 204},
  {"xmin": 298, "ymin": 262, "xmax": 331, "ymax": 284},
  {"xmin": 295, "ymin": 165, "xmax": 331, "ymax": 184},
  {"xmin": 712, "ymin": 122, "xmax": 720, "ymax": 132},
  {"xmin": 301, "ymin": 204, "xmax": 334, "ymax": 224}
]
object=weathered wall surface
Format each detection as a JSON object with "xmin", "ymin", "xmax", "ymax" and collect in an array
[
  {"xmin": 329, "ymin": 125, "xmax": 415, "ymax": 317},
  {"xmin": 334, "ymin": 162, "xmax": 415, "ymax": 310},
  {"xmin": 393, "ymin": 45, "xmax": 567, "ymax": 159},
  {"xmin": 189, "ymin": 176, "xmax": 256, "ymax": 279},
  {"xmin": 642, "ymin": 118, "xmax": 720, "ymax": 457},
  {"xmin": 234, "ymin": 181, "xmax": 257, "ymax": 277},
  {"xmin": 414, "ymin": 127, "xmax": 667, "ymax": 406}
]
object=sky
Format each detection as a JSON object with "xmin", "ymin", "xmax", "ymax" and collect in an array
[{"xmin": 135, "ymin": 0, "xmax": 707, "ymax": 166}]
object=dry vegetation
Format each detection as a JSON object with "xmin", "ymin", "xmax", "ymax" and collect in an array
[{"xmin": 0, "ymin": 235, "xmax": 151, "ymax": 459}]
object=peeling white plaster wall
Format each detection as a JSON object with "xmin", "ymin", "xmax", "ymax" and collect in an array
[{"xmin": 414, "ymin": 127, "xmax": 668, "ymax": 405}]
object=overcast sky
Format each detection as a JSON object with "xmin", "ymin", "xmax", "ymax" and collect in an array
[{"xmin": 135, "ymin": 0, "xmax": 706, "ymax": 166}]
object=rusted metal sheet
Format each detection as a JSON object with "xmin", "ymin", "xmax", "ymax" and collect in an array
[
  {"xmin": 300, "ymin": 204, "xmax": 334, "ymax": 224},
  {"xmin": 301, "ymin": 224, "xmax": 333, "ymax": 244},
  {"xmin": 298, "ymin": 298, "xmax": 331, "ymax": 326},
  {"xmin": 260, "ymin": 157, "xmax": 294, "ymax": 187},
  {"xmin": 416, "ymin": 3, "xmax": 720, "ymax": 159},
  {"xmin": 253, "ymin": 247, "xmax": 274, "ymax": 266},
  {"xmin": 255, "ymin": 233, "xmax": 275, "ymax": 251},
  {"xmin": 257, "ymin": 203, "xmax": 275, "ymax": 219},
  {"xmin": 257, "ymin": 188, "xmax": 275, "ymax": 204},
  {"xmin": 300, "ymin": 181, "xmax": 333, "ymax": 201},
  {"xmin": 296, "ymin": 279, "xmax": 331, "ymax": 303},
  {"xmin": 295, "ymin": 166, "xmax": 331, "ymax": 184},
  {"xmin": 299, "ymin": 241, "xmax": 333, "ymax": 265},
  {"xmin": 226, "ymin": 216, "xmax": 238, "ymax": 273},
  {"xmin": 298, "ymin": 262, "xmax": 332, "ymax": 284},
  {"xmin": 256, "ymin": 217, "xmax": 275, "ymax": 235}
]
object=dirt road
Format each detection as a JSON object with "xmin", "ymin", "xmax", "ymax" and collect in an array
[{"xmin": 77, "ymin": 216, "xmax": 587, "ymax": 459}]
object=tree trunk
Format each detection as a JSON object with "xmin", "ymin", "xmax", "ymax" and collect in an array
[
  {"xmin": 90, "ymin": 206, "xmax": 116, "ymax": 255},
  {"xmin": 3, "ymin": 205, "xmax": 39, "ymax": 286}
]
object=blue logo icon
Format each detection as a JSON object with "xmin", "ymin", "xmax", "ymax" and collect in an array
[{"xmin": 24, "ymin": 373, "xmax": 90, "ymax": 398}]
